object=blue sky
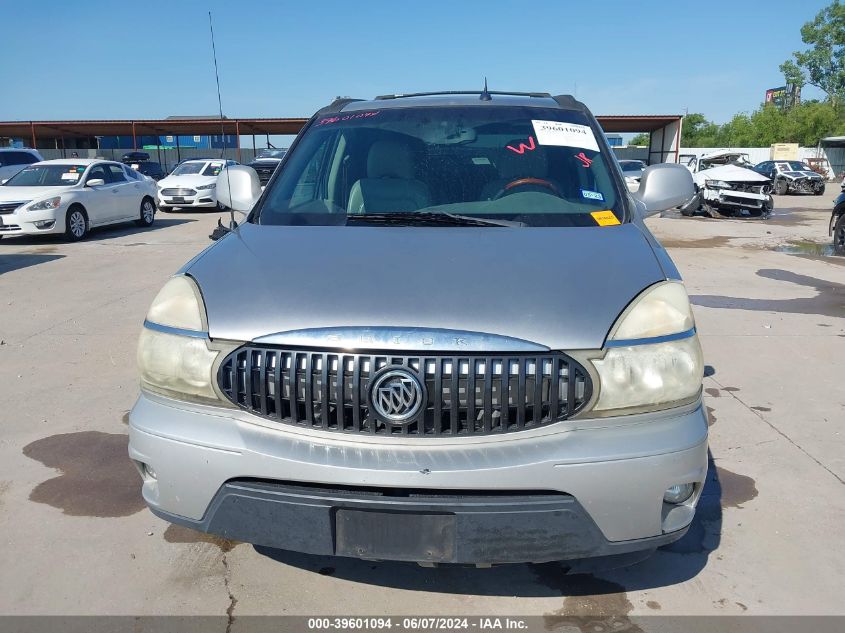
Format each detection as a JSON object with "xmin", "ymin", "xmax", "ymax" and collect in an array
[{"xmin": 0, "ymin": 0, "xmax": 830, "ymax": 126}]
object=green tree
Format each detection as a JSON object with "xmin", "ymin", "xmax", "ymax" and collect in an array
[
  {"xmin": 628, "ymin": 133, "xmax": 650, "ymax": 146},
  {"xmin": 780, "ymin": 0, "xmax": 845, "ymax": 105}
]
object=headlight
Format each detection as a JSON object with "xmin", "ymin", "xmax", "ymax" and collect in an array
[
  {"xmin": 27, "ymin": 196, "xmax": 62, "ymax": 211},
  {"xmin": 138, "ymin": 275, "xmax": 225, "ymax": 404},
  {"xmin": 591, "ymin": 281, "xmax": 703, "ymax": 414},
  {"xmin": 196, "ymin": 183, "xmax": 216, "ymax": 190},
  {"xmin": 704, "ymin": 180, "xmax": 732, "ymax": 190}
]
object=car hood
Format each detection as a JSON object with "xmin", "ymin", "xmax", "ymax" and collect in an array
[
  {"xmin": 694, "ymin": 164, "xmax": 770, "ymax": 184},
  {"xmin": 186, "ymin": 222, "xmax": 667, "ymax": 350},
  {"xmin": 0, "ymin": 185, "xmax": 73, "ymax": 202},
  {"xmin": 157, "ymin": 174, "xmax": 216, "ymax": 188}
]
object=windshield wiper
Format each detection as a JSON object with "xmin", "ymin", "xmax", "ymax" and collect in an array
[{"xmin": 346, "ymin": 211, "xmax": 523, "ymax": 227}]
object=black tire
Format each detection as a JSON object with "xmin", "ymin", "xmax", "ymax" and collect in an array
[
  {"xmin": 64, "ymin": 206, "xmax": 88, "ymax": 241},
  {"xmin": 814, "ymin": 183, "xmax": 826, "ymax": 195},
  {"xmin": 136, "ymin": 198, "xmax": 156, "ymax": 227},
  {"xmin": 159, "ymin": 205, "xmax": 173, "ymax": 213},
  {"xmin": 833, "ymin": 213, "xmax": 845, "ymax": 255},
  {"xmin": 774, "ymin": 179, "xmax": 788, "ymax": 195}
]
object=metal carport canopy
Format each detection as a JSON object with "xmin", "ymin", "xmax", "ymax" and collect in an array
[{"xmin": 0, "ymin": 114, "xmax": 682, "ymax": 140}]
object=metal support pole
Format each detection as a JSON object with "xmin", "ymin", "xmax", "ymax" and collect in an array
[
  {"xmin": 235, "ymin": 121, "xmax": 241, "ymax": 163},
  {"xmin": 30, "ymin": 122, "xmax": 36, "ymax": 149},
  {"xmin": 132, "ymin": 122, "xmax": 137, "ymax": 150},
  {"xmin": 176, "ymin": 134, "xmax": 181, "ymax": 164}
]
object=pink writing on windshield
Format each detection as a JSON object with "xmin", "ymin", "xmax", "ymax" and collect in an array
[
  {"xmin": 506, "ymin": 136, "xmax": 536, "ymax": 154},
  {"xmin": 316, "ymin": 111, "xmax": 381, "ymax": 126},
  {"xmin": 575, "ymin": 152, "xmax": 593, "ymax": 167}
]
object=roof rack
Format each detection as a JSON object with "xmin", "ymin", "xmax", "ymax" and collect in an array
[{"xmin": 374, "ymin": 91, "xmax": 552, "ymax": 100}]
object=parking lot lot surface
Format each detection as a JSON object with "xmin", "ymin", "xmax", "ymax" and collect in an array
[{"xmin": 0, "ymin": 197, "xmax": 843, "ymax": 621}]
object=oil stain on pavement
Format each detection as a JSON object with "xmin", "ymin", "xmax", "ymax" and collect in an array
[
  {"xmin": 716, "ymin": 466, "xmax": 758, "ymax": 508},
  {"xmin": 537, "ymin": 570, "xmax": 643, "ymax": 633},
  {"xmin": 163, "ymin": 524, "xmax": 239, "ymax": 553},
  {"xmin": 22, "ymin": 431, "xmax": 144, "ymax": 517},
  {"xmin": 691, "ymin": 269, "xmax": 845, "ymax": 318}
]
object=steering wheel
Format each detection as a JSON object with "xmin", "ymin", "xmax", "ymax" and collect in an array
[{"xmin": 492, "ymin": 177, "xmax": 562, "ymax": 200}]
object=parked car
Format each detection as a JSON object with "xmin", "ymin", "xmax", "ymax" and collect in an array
[
  {"xmin": 683, "ymin": 151, "xmax": 773, "ymax": 217},
  {"xmin": 618, "ymin": 159, "xmax": 646, "ymax": 193},
  {"xmin": 155, "ymin": 159, "xmax": 237, "ymax": 211},
  {"xmin": 0, "ymin": 148, "xmax": 44, "ymax": 184},
  {"xmin": 0, "ymin": 159, "xmax": 157, "ymax": 241},
  {"xmin": 754, "ymin": 160, "xmax": 826, "ymax": 195},
  {"xmin": 831, "ymin": 190, "xmax": 845, "ymax": 254},
  {"xmin": 248, "ymin": 148, "xmax": 287, "ymax": 187},
  {"xmin": 130, "ymin": 90, "xmax": 705, "ymax": 567},
  {"xmin": 121, "ymin": 151, "xmax": 150, "ymax": 163},
  {"xmin": 126, "ymin": 160, "xmax": 165, "ymax": 181}
]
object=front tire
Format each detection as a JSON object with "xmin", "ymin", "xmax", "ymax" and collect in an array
[
  {"xmin": 814, "ymin": 183, "xmax": 826, "ymax": 195},
  {"xmin": 834, "ymin": 214, "xmax": 845, "ymax": 255},
  {"xmin": 64, "ymin": 206, "xmax": 88, "ymax": 241},
  {"xmin": 774, "ymin": 179, "xmax": 788, "ymax": 195},
  {"xmin": 136, "ymin": 198, "xmax": 156, "ymax": 227}
]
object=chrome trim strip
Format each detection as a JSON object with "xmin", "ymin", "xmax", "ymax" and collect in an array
[
  {"xmin": 143, "ymin": 319, "xmax": 208, "ymax": 339},
  {"xmin": 605, "ymin": 327, "xmax": 696, "ymax": 348},
  {"xmin": 252, "ymin": 326, "xmax": 549, "ymax": 352}
]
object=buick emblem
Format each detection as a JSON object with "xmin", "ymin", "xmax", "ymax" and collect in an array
[{"xmin": 369, "ymin": 368, "xmax": 424, "ymax": 423}]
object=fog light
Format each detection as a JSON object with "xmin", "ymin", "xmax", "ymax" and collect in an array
[
  {"xmin": 34, "ymin": 220, "xmax": 55, "ymax": 229},
  {"xmin": 143, "ymin": 463, "xmax": 157, "ymax": 480},
  {"xmin": 664, "ymin": 483, "xmax": 694, "ymax": 504}
]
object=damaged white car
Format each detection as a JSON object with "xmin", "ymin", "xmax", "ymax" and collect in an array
[{"xmin": 681, "ymin": 151, "xmax": 773, "ymax": 218}]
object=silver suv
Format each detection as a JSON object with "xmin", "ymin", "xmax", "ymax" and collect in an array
[{"xmin": 129, "ymin": 91, "xmax": 706, "ymax": 566}]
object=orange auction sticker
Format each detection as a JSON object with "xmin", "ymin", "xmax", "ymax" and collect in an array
[{"xmin": 590, "ymin": 210, "xmax": 621, "ymax": 226}]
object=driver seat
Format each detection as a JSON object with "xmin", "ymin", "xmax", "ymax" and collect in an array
[{"xmin": 347, "ymin": 140, "xmax": 431, "ymax": 213}]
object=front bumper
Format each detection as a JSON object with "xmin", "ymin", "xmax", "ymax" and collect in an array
[
  {"xmin": 129, "ymin": 392, "xmax": 709, "ymax": 564},
  {"xmin": 157, "ymin": 189, "xmax": 217, "ymax": 208},
  {"xmin": 0, "ymin": 207, "xmax": 64, "ymax": 236},
  {"xmin": 702, "ymin": 188, "xmax": 770, "ymax": 210}
]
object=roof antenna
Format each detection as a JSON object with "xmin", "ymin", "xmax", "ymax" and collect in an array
[
  {"xmin": 208, "ymin": 11, "xmax": 236, "ymax": 233},
  {"xmin": 480, "ymin": 77, "xmax": 492, "ymax": 101}
]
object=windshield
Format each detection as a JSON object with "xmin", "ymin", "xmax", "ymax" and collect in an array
[
  {"xmin": 172, "ymin": 161, "xmax": 223, "ymax": 177},
  {"xmin": 256, "ymin": 149, "xmax": 287, "ymax": 159},
  {"xmin": 700, "ymin": 155, "xmax": 752, "ymax": 170},
  {"xmin": 778, "ymin": 161, "xmax": 810, "ymax": 171},
  {"xmin": 257, "ymin": 106, "xmax": 624, "ymax": 227},
  {"xmin": 4, "ymin": 164, "xmax": 87, "ymax": 186}
]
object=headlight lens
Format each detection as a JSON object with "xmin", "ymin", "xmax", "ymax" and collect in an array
[
  {"xmin": 138, "ymin": 275, "xmax": 222, "ymax": 404},
  {"xmin": 138, "ymin": 329, "xmax": 219, "ymax": 402},
  {"xmin": 196, "ymin": 183, "xmax": 216, "ymax": 190},
  {"xmin": 145, "ymin": 275, "xmax": 205, "ymax": 331},
  {"xmin": 591, "ymin": 281, "xmax": 703, "ymax": 413},
  {"xmin": 28, "ymin": 196, "xmax": 62, "ymax": 211},
  {"xmin": 705, "ymin": 179, "xmax": 732, "ymax": 190}
]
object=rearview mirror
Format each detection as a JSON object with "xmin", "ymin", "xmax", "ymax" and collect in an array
[
  {"xmin": 631, "ymin": 164, "xmax": 696, "ymax": 217},
  {"xmin": 86, "ymin": 178, "xmax": 105, "ymax": 187},
  {"xmin": 217, "ymin": 166, "xmax": 261, "ymax": 213}
]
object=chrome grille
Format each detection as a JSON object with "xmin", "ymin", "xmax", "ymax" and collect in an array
[
  {"xmin": 218, "ymin": 347, "xmax": 592, "ymax": 436},
  {"xmin": 160, "ymin": 188, "xmax": 196, "ymax": 196},
  {"xmin": 0, "ymin": 201, "xmax": 29, "ymax": 215}
]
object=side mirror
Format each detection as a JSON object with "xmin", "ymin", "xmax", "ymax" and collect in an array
[
  {"xmin": 217, "ymin": 166, "xmax": 261, "ymax": 213},
  {"xmin": 631, "ymin": 164, "xmax": 696, "ymax": 217},
  {"xmin": 86, "ymin": 178, "xmax": 105, "ymax": 187}
]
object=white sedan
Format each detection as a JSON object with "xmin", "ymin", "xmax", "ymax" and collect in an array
[
  {"xmin": 156, "ymin": 159, "xmax": 237, "ymax": 211},
  {"xmin": 0, "ymin": 159, "xmax": 158, "ymax": 241}
]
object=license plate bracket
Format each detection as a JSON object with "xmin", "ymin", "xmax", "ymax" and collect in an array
[
  {"xmin": 335, "ymin": 509, "xmax": 456, "ymax": 562},
  {"xmin": 171, "ymin": 196, "xmax": 185, "ymax": 203}
]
